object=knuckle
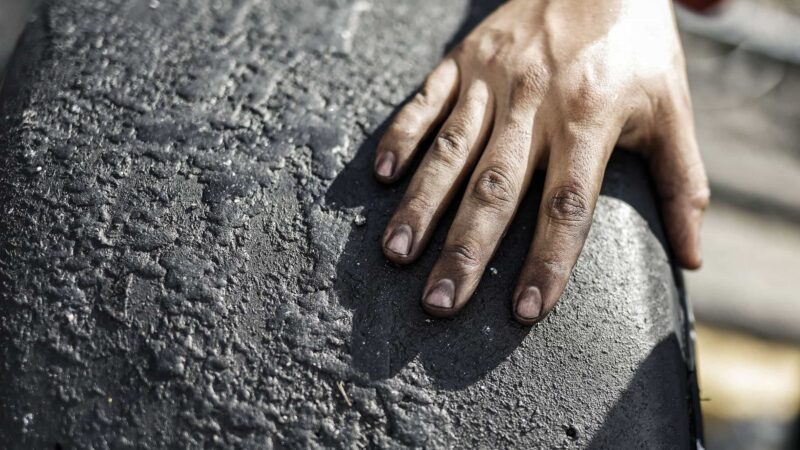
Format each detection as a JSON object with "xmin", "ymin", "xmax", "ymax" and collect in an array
[
  {"xmin": 508, "ymin": 65, "xmax": 548, "ymax": 105},
  {"xmin": 659, "ymin": 180, "xmax": 710, "ymax": 212},
  {"xmin": 432, "ymin": 125, "xmax": 470, "ymax": 166},
  {"xmin": 411, "ymin": 91, "xmax": 430, "ymax": 109},
  {"xmin": 385, "ymin": 113, "xmax": 420, "ymax": 145},
  {"xmin": 412, "ymin": 87, "xmax": 434, "ymax": 109},
  {"xmin": 546, "ymin": 184, "xmax": 592, "ymax": 224},
  {"xmin": 402, "ymin": 192, "xmax": 434, "ymax": 216},
  {"xmin": 561, "ymin": 76, "xmax": 611, "ymax": 119},
  {"xmin": 686, "ymin": 185, "xmax": 710, "ymax": 212},
  {"xmin": 442, "ymin": 238, "xmax": 483, "ymax": 269},
  {"xmin": 478, "ymin": 30, "xmax": 506, "ymax": 62},
  {"xmin": 539, "ymin": 255, "xmax": 565, "ymax": 274},
  {"xmin": 529, "ymin": 254, "xmax": 569, "ymax": 282},
  {"xmin": 576, "ymin": 81, "xmax": 604, "ymax": 106},
  {"xmin": 509, "ymin": 77, "xmax": 535, "ymax": 106},
  {"xmin": 462, "ymin": 28, "xmax": 512, "ymax": 66},
  {"xmin": 471, "ymin": 166, "xmax": 518, "ymax": 209}
]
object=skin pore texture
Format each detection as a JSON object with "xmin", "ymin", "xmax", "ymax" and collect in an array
[{"xmin": 373, "ymin": 0, "xmax": 709, "ymax": 325}]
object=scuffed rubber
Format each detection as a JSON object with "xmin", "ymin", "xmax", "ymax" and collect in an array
[{"xmin": 0, "ymin": 1, "xmax": 700, "ymax": 448}]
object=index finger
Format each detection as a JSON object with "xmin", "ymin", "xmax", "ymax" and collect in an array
[{"xmin": 513, "ymin": 125, "xmax": 614, "ymax": 325}]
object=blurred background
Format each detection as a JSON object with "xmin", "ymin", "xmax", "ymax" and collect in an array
[
  {"xmin": 676, "ymin": 1, "xmax": 800, "ymax": 449},
  {"xmin": 1, "ymin": 0, "xmax": 798, "ymax": 448}
]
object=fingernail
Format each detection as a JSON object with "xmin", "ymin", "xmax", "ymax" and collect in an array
[
  {"xmin": 385, "ymin": 224, "xmax": 413, "ymax": 256},
  {"xmin": 516, "ymin": 286, "xmax": 542, "ymax": 320},
  {"xmin": 424, "ymin": 279, "xmax": 455, "ymax": 309},
  {"xmin": 375, "ymin": 152, "xmax": 396, "ymax": 178}
]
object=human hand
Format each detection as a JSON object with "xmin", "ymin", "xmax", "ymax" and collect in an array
[{"xmin": 373, "ymin": 0, "xmax": 709, "ymax": 325}]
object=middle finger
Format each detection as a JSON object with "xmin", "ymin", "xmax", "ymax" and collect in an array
[{"xmin": 422, "ymin": 106, "xmax": 538, "ymax": 316}]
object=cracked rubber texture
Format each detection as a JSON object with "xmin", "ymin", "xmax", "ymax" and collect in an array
[{"xmin": 0, "ymin": 0, "xmax": 694, "ymax": 448}]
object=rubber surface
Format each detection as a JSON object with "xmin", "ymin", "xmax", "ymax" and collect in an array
[{"xmin": 0, "ymin": 0, "xmax": 697, "ymax": 448}]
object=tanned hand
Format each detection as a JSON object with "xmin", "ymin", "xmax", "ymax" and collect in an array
[{"xmin": 373, "ymin": 0, "xmax": 709, "ymax": 325}]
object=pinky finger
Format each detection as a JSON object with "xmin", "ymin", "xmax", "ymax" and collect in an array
[{"xmin": 374, "ymin": 58, "xmax": 459, "ymax": 182}]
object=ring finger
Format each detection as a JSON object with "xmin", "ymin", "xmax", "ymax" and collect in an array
[{"xmin": 382, "ymin": 80, "xmax": 494, "ymax": 264}]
